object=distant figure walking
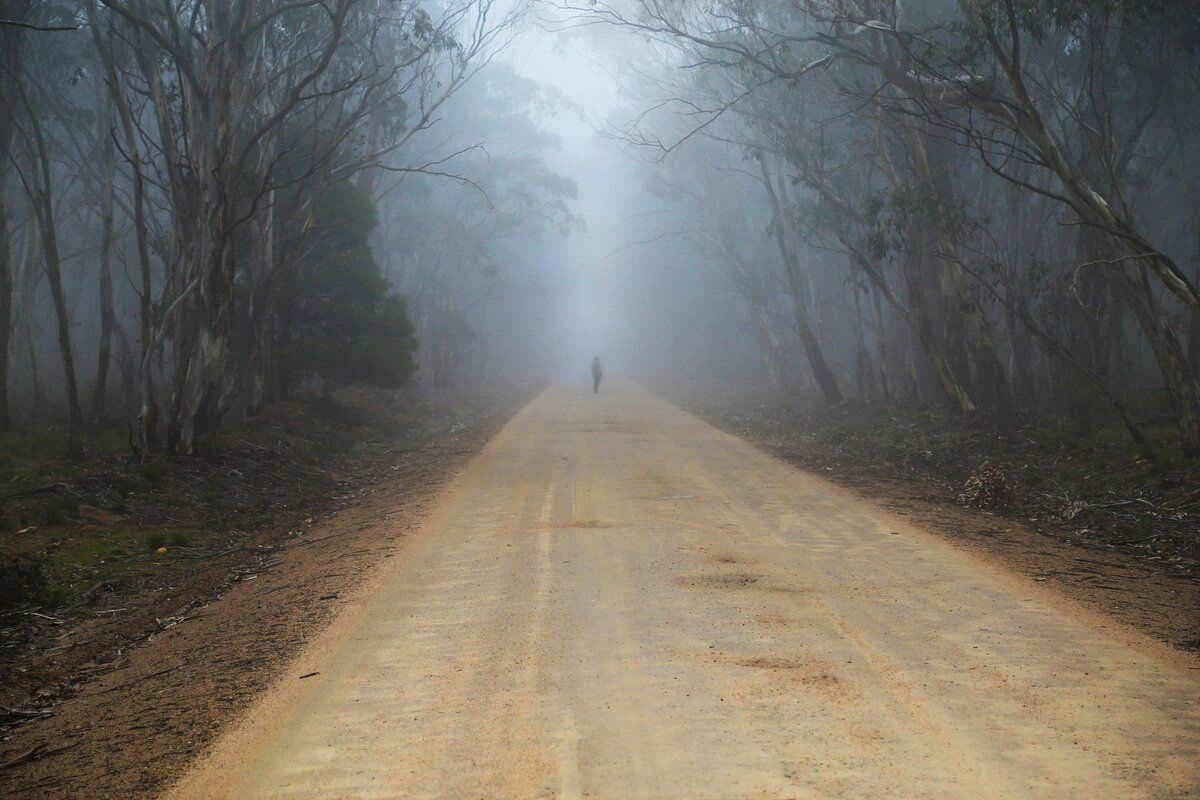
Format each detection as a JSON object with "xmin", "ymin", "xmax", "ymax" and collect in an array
[{"xmin": 591, "ymin": 357, "xmax": 603, "ymax": 394}]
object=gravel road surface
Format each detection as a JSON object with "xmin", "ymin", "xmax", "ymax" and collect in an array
[{"xmin": 168, "ymin": 382, "xmax": 1199, "ymax": 799}]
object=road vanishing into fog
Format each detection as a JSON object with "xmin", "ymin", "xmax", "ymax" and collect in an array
[{"xmin": 168, "ymin": 382, "xmax": 1199, "ymax": 799}]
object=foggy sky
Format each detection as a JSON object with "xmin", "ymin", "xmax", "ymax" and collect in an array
[{"xmin": 503, "ymin": 21, "xmax": 666, "ymax": 382}]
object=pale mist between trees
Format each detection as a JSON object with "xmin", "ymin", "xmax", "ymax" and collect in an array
[{"xmin": 1, "ymin": 1, "xmax": 1198, "ymax": 458}]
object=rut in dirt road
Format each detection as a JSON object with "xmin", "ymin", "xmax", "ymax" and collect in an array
[{"xmin": 169, "ymin": 381, "xmax": 1200, "ymax": 800}]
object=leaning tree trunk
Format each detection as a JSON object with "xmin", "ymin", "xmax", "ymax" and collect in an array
[
  {"xmin": 749, "ymin": 302, "xmax": 796, "ymax": 393},
  {"xmin": 90, "ymin": 4, "xmax": 159, "ymax": 449},
  {"xmin": 904, "ymin": 119, "xmax": 1011, "ymax": 409},
  {"xmin": 17, "ymin": 222, "xmax": 44, "ymax": 413},
  {"xmin": 0, "ymin": 197, "xmax": 13, "ymax": 432},
  {"xmin": 0, "ymin": 15, "xmax": 26, "ymax": 433},
  {"xmin": 871, "ymin": 288, "xmax": 892, "ymax": 403},
  {"xmin": 1189, "ymin": 260, "xmax": 1200, "ymax": 378},
  {"xmin": 957, "ymin": 0, "xmax": 1200, "ymax": 311},
  {"xmin": 22, "ymin": 81, "xmax": 84, "ymax": 457},
  {"xmin": 835, "ymin": 221, "xmax": 976, "ymax": 411},
  {"xmin": 839, "ymin": 191, "xmax": 977, "ymax": 412},
  {"xmin": 1121, "ymin": 265, "xmax": 1200, "ymax": 458},
  {"xmin": 864, "ymin": 127, "xmax": 978, "ymax": 411},
  {"xmin": 89, "ymin": 85, "xmax": 117, "ymax": 435},
  {"xmin": 760, "ymin": 155, "xmax": 843, "ymax": 404},
  {"xmin": 902, "ymin": 245, "xmax": 978, "ymax": 413}
]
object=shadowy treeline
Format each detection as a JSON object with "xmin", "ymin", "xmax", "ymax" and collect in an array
[
  {"xmin": 585, "ymin": 0, "xmax": 1200, "ymax": 458},
  {"xmin": 0, "ymin": 1, "xmax": 574, "ymax": 457}
]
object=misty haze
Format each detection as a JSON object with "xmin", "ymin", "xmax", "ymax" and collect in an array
[{"xmin": 1, "ymin": 1, "xmax": 1198, "ymax": 797}]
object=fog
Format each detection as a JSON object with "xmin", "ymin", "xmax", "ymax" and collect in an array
[
  {"xmin": 499, "ymin": 24, "xmax": 653, "ymax": 381},
  {"xmin": 2, "ymin": 1, "xmax": 1199, "ymax": 456},
  {"xmin": 491, "ymin": 16, "xmax": 767, "ymax": 385}
]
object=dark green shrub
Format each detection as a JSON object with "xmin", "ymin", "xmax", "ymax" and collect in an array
[{"xmin": 278, "ymin": 181, "xmax": 418, "ymax": 394}]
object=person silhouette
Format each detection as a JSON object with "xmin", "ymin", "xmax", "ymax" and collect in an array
[{"xmin": 591, "ymin": 357, "xmax": 602, "ymax": 394}]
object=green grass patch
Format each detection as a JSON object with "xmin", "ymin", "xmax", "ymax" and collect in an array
[
  {"xmin": 9, "ymin": 529, "xmax": 139, "ymax": 605},
  {"xmin": 0, "ymin": 522, "xmax": 214, "ymax": 608}
]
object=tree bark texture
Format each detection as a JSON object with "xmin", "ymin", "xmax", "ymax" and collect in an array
[
  {"xmin": 0, "ymin": 199, "xmax": 12, "ymax": 433},
  {"xmin": 957, "ymin": 0, "xmax": 1200, "ymax": 311},
  {"xmin": 902, "ymin": 117, "xmax": 1011, "ymax": 409},
  {"xmin": 0, "ymin": 10, "xmax": 29, "ymax": 432},
  {"xmin": 16, "ymin": 220, "xmax": 44, "ymax": 413},
  {"xmin": 89, "ymin": 83, "xmax": 117, "ymax": 434},
  {"xmin": 20, "ymin": 79, "xmax": 85, "ymax": 457},
  {"xmin": 89, "ymin": 2, "xmax": 159, "ymax": 447},
  {"xmin": 1121, "ymin": 266, "xmax": 1200, "ymax": 457}
]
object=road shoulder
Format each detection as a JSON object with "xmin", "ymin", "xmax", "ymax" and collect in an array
[
  {"xmin": 672, "ymin": 389, "xmax": 1200, "ymax": 667},
  {"xmin": 0, "ymin": 400, "xmax": 521, "ymax": 799}
]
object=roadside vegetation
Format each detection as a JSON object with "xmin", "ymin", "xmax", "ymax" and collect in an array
[
  {"xmin": 0, "ymin": 1, "xmax": 573, "ymax": 460},
  {"xmin": 566, "ymin": 0, "xmax": 1200, "ymax": 467}
]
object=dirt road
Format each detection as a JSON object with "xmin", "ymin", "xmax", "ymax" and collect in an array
[{"xmin": 168, "ymin": 382, "xmax": 1199, "ymax": 799}]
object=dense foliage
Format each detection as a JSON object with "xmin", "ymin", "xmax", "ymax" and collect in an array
[{"xmin": 280, "ymin": 182, "xmax": 418, "ymax": 393}]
